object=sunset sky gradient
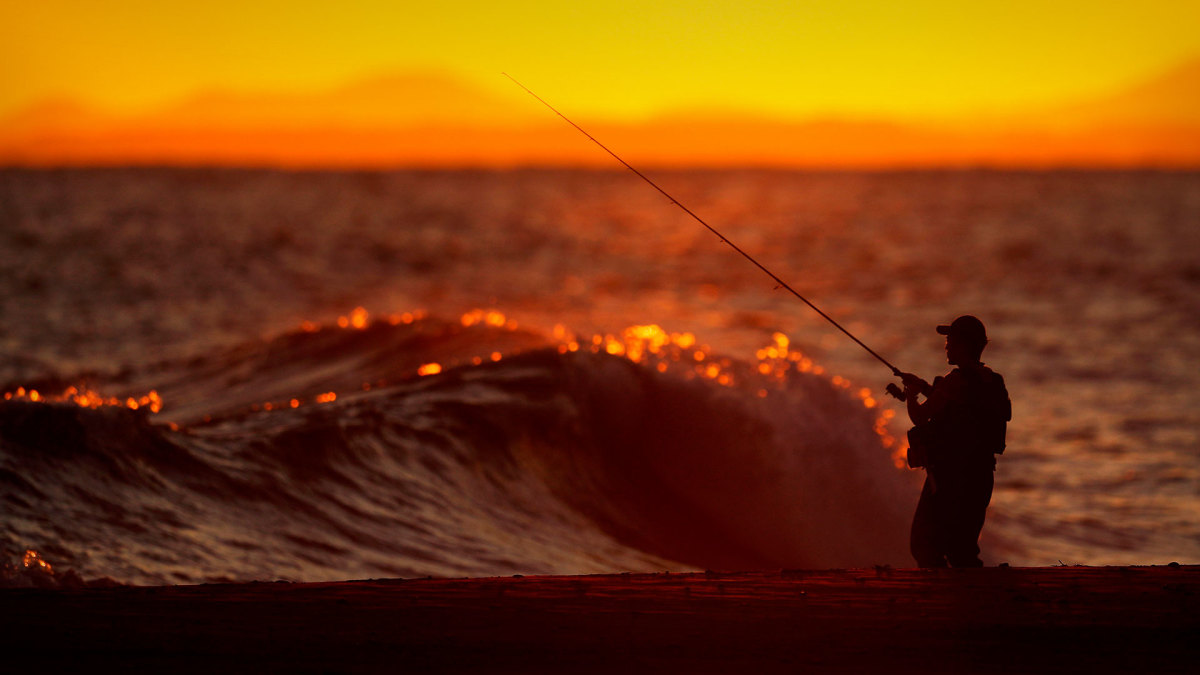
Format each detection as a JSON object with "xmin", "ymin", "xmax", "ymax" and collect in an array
[{"xmin": 3, "ymin": 1, "xmax": 1199, "ymax": 166}]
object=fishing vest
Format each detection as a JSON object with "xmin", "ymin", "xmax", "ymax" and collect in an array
[{"xmin": 967, "ymin": 366, "xmax": 1010, "ymax": 455}]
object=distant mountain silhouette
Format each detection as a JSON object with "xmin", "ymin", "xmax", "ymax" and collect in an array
[
  {"xmin": 153, "ymin": 71, "xmax": 534, "ymax": 129},
  {"xmin": 1025, "ymin": 56, "xmax": 1200, "ymax": 129},
  {"xmin": 2, "ymin": 60, "xmax": 1198, "ymax": 167},
  {"xmin": 0, "ymin": 98, "xmax": 117, "ymax": 135}
]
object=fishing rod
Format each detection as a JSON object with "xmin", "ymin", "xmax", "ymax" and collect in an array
[{"xmin": 503, "ymin": 73, "xmax": 903, "ymax": 381}]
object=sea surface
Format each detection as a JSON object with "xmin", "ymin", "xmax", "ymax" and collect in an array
[{"xmin": 1, "ymin": 167, "xmax": 1198, "ymax": 585}]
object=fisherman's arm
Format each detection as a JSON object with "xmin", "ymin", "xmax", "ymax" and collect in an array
[
  {"xmin": 900, "ymin": 372, "xmax": 931, "ymax": 423},
  {"xmin": 901, "ymin": 372, "xmax": 955, "ymax": 425}
]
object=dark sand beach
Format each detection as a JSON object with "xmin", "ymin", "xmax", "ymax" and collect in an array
[{"xmin": 3, "ymin": 566, "xmax": 1198, "ymax": 673}]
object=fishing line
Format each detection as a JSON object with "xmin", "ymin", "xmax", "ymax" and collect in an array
[{"xmin": 503, "ymin": 73, "xmax": 902, "ymax": 377}]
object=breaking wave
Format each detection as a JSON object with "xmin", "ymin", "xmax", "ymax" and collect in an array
[{"xmin": 1, "ymin": 312, "xmax": 915, "ymax": 584}]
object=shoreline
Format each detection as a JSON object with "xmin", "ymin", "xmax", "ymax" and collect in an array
[{"xmin": 3, "ymin": 566, "xmax": 1198, "ymax": 673}]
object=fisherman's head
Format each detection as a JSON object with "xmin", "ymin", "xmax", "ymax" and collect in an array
[{"xmin": 938, "ymin": 315, "xmax": 987, "ymax": 365}]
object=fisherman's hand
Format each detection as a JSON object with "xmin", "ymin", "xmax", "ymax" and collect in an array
[{"xmin": 900, "ymin": 372, "xmax": 929, "ymax": 394}]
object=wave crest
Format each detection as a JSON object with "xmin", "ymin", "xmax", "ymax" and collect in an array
[{"xmin": 1, "ymin": 313, "xmax": 916, "ymax": 583}]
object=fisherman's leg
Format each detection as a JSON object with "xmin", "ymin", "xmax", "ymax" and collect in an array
[
  {"xmin": 944, "ymin": 469, "xmax": 994, "ymax": 568},
  {"xmin": 910, "ymin": 475, "xmax": 946, "ymax": 568}
]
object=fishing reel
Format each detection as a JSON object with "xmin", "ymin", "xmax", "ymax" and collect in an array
[{"xmin": 885, "ymin": 382, "xmax": 907, "ymax": 402}]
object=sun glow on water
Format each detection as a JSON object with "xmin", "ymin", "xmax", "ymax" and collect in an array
[
  {"xmin": 1, "ymin": 306, "xmax": 907, "ymax": 466},
  {"xmin": 22, "ymin": 549, "xmax": 52, "ymax": 573},
  {"xmin": 2, "ymin": 385, "xmax": 163, "ymax": 413},
  {"xmin": 287, "ymin": 307, "xmax": 906, "ymax": 465}
]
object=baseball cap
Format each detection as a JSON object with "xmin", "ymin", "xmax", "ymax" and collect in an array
[{"xmin": 936, "ymin": 315, "xmax": 987, "ymax": 346}]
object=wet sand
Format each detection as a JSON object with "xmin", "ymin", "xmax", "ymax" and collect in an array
[{"xmin": 3, "ymin": 566, "xmax": 1197, "ymax": 673}]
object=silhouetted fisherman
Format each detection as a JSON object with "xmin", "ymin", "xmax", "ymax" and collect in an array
[{"xmin": 900, "ymin": 315, "xmax": 1011, "ymax": 568}]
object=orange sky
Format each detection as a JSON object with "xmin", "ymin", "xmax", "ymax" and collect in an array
[{"xmin": 2, "ymin": 1, "xmax": 1199, "ymax": 167}]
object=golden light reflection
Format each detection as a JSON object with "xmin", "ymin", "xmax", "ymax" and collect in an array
[
  {"xmin": 336, "ymin": 306, "xmax": 371, "ymax": 329},
  {"xmin": 0, "ymin": 305, "xmax": 907, "ymax": 465},
  {"xmin": 386, "ymin": 312, "xmax": 419, "ymax": 325},
  {"xmin": 316, "ymin": 307, "xmax": 430, "ymax": 334},
  {"xmin": 2, "ymin": 385, "xmax": 163, "ymax": 413},
  {"xmin": 552, "ymin": 321, "xmax": 904, "ymax": 462},
  {"xmin": 22, "ymin": 549, "xmax": 52, "ymax": 574},
  {"xmin": 268, "ymin": 307, "xmax": 906, "ymax": 465},
  {"xmin": 460, "ymin": 309, "xmax": 516, "ymax": 330}
]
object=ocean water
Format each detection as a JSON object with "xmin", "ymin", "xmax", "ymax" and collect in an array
[{"xmin": 1, "ymin": 167, "xmax": 1197, "ymax": 584}]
